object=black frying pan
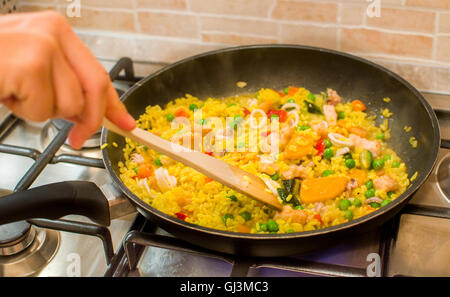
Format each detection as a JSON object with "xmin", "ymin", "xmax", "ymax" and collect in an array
[{"xmin": 0, "ymin": 45, "xmax": 440, "ymax": 257}]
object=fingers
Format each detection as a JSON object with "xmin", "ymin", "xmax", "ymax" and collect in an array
[
  {"xmin": 104, "ymin": 85, "xmax": 136, "ymax": 131},
  {"xmin": 51, "ymin": 43, "xmax": 84, "ymax": 119},
  {"xmin": 55, "ymin": 22, "xmax": 136, "ymax": 148}
]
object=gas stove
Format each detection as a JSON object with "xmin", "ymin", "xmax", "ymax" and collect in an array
[{"xmin": 0, "ymin": 58, "xmax": 448, "ymax": 277}]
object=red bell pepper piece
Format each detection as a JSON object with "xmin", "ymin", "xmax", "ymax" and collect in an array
[
  {"xmin": 243, "ymin": 107, "xmax": 251, "ymax": 116},
  {"xmin": 175, "ymin": 213, "xmax": 187, "ymax": 220},
  {"xmin": 316, "ymin": 138, "xmax": 325, "ymax": 157},
  {"xmin": 314, "ymin": 214, "xmax": 323, "ymax": 224},
  {"xmin": 267, "ymin": 109, "xmax": 288, "ymax": 122}
]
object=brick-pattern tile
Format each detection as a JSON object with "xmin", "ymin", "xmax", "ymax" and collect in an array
[
  {"xmin": 200, "ymin": 16, "xmax": 278, "ymax": 37},
  {"xmin": 366, "ymin": 8, "xmax": 436, "ymax": 33},
  {"xmin": 136, "ymin": 0, "xmax": 187, "ymax": 10},
  {"xmin": 436, "ymin": 36, "xmax": 450, "ymax": 62},
  {"xmin": 66, "ymin": 8, "xmax": 135, "ymax": 32},
  {"xmin": 340, "ymin": 3, "xmax": 365, "ymax": 25},
  {"xmin": 406, "ymin": 0, "xmax": 450, "ymax": 9},
  {"xmin": 272, "ymin": 0, "xmax": 338, "ymax": 23},
  {"xmin": 189, "ymin": 0, "xmax": 274, "ymax": 17},
  {"xmin": 341, "ymin": 28, "xmax": 433, "ymax": 58},
  {"xmin": 138, "ymin": 11, "xmax": 198, "ymax": 38},
  {"xmin": 281, "ymin": 23, "xmax": 337, "ymax": 49},
  {"xmin": 439, "ymin": 12, "xmax": 450, "ymax": 33},
  {"xmin": 202, "ymin": 32, "xmax": 278, "ymax": 45}
]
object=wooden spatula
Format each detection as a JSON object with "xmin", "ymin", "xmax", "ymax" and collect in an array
[{"xmin": 103, "ymin": 118, "xmax": 283, "ymax": 211}]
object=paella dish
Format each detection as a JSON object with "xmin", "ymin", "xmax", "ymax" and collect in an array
[{"xmin": 117, "ymin": 86, "xmax": 413, "ymax": 234}]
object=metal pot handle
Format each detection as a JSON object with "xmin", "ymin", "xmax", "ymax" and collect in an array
[{"xmin": 0, "ymin": 181, "xmax": 110, "ymax": 226}]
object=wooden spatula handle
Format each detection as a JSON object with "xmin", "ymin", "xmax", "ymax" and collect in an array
[{"xmin": 103, "ymin": 118, "xmax": 283, "ymax": 211}]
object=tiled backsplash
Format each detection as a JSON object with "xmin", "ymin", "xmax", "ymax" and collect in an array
[{"xmin": 17, "ymin": 0, "xmax": 450, "ymax": 93}]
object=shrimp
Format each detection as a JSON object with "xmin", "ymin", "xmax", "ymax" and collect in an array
[
  {"xmin": 323, "ymin": 104, "xmax": 337, "ymax": 125},
  {"xmin": 281, "ymin": 164, "xmax": 309, "ymax": 180},
  {"xmin": 373, "ymin": 175, "xmax": 399, "ymax": 192},
  {"xmin": 311, "ymin": 121, "xmax": 329, "ymax": 138},
  {"xmin": 258, "ymin": 155, "xmax": 278, "ymax": 175},
  {"xmin": 327, "ymin": 88, "xmax": 341, "ymax": 106},
  {"xmin": 349, "ymin": 133, "xmax": 381, "ymax": 157},
  {"xmin": 274, "ymin": 205, "xmax": 307, "ymax": 224}
]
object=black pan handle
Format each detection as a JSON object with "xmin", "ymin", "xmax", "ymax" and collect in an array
[{"xmin": 0, "ymin": 181, "xmax": 110, "ymax": 226}]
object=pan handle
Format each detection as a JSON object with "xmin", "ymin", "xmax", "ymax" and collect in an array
[{"xmin": 0, "ymin": 181, "xmax": 110, "ymax": 226}]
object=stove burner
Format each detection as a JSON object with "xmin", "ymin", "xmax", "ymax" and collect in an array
[
  {"xmin": 0, "ymin": 221, "xmax": 35, "ymax": 256},
  {"xmin": 0, "ymin": 227, "xmax": 60, "ymax": 277}
]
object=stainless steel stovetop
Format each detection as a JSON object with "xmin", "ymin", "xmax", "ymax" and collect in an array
[{"xmin": 0, "ymin": 59, "xmax": 448, "ymax": 277}]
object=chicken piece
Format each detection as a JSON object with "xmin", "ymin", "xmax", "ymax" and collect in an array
[
  {"xmin": 373, "ymin": 175, "xmax": 399, "ymax": 192},
  {"xmin": 349, "ymin": 133, "xmax": 381, "ymax": 157},
  {"xmin": 274, "ymin": 205, "xmax": 307, "ymax": 224},
  {"xmin": 323, "ymin": 104, "xmax": 337, "ymax": 125},
  {"xmin": 327, "ymin": 88, "xmax": 341, "ymax": 106},
  {"xmin": 311, "ymin": 121, "xmax": 329, "ymax": 138},
  {"xmin": 258, "ymin": 155, "xmax": 278, "ymax": 175},
  {"xmin": 348, "ymin": 127, "xmax": 368, "ymax": 138},
  {"xmin": 279, "ymin": 125, "xmax": 295, "ymax": 150},
  {"xmin": 281, "ymin": 164, "xmax": 309, "ymax": 180}
]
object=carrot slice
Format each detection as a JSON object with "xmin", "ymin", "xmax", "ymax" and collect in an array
[
  {"xmin": 284, "ymin": 133, "xmax": 314, "ymax": 160},
  {"xmin": 300, "ymin": 176, "xmax": 349, "ymax": 204},
  {"xmin": 288, "ymin": 86, "xmax": 299, "ymax": 96},
  {"xmin": 348, "ymin": 169, "xmax": 368, "ymax": 186},
  {"xmin": 351, "ymin": 100, "xmax": 366, "ymax": 112},
  {"xmin": 136, "ymin": 164, "xmax": 154, "ymax": 179},
  {"xmin": 237, "ymin": 225, "xmax": 251, "ymax": 233}
]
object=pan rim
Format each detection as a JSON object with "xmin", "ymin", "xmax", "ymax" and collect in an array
[{"xmin": 101, "ymin": 44, "xmax": 441, "ymax": 240}]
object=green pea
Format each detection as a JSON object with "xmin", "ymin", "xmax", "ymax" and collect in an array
[
  {"xmin": 234, "ymin": 115, "xmax": 244, "ymax": 123},
  {"xmin": 345, "ymin": 159, "xmax": 356, "ymax": 169},
  {"xmin": 372, "ymin": 159, "xmax": 385, "ymax": 170},
  {"xmin": 283, "ymin": 87, "xmax": 290, "ymax": 95},
  {"xmin": 237, "ymin": 142, "xmax": 245, "ymax": 148},
  {"xmin": 133, "ymin": 167, "xmax": 138, "ymax": 174},
  {"xmin": 240, "ymin": 211, "xmax": 252, "ymax": 222},
  {"xmin": 228, "ymin": 103, "xmax": 237, "ymax": 107},
  {"xmin": 259, "ymin": 223, "xmax": 267, "ymax": 232},
  {"xmin": 323, "ymin": 148, "xmax": 334, "ymax": 160},
  {"xmin": 154, "ymin": 158, "xmax": 162, "ymax": 166},
  {"xmin": 338, "ymin": 111, "xmax": 345, "ymax": 120},
  {"xmin": 287, "ymin": 229, "xmax": 295, "ymax": 233},
  {"xmin": 227, "ymin": 195, "xmax": 238, "ymax": 202},
  {"xmin": 344, "ymin": 210, "xmax": 354, "ymax": 220},
  {"xmin": 166, "ymin": 114, "xmax": 175, "ymax": 122},
  {"xmin": 296, "ymin": 125, "xmax": 310, "ymax": 131},
  {"xmin": 287, "ymin": 98, "xmax": 296, "ymax": 103},
  {"xmin": 365, "ymin": 188, "xmax": 376, "ymax": 198},
  {"xmin": 376, "ymin": 133, "xmax": 385, "ymax": 140},
  {"xmin": 271, "ymin": 172, "xmax": 280, "ymax": 181},
  {"xmin": 339, "ymin": 199, "xmax": 352, "ymax": 210},
  {"xmin": 353, "ymin": 198, "xmax": 362, "ymax": 207},
  {"xmin": 294, "ymin": 205, "xmax": 304, "ymax": 210},
  {"xmin": 365, "ymin": 180, "xmax": 373, "ymax": 189},
  {"xmin": 324, "ymin": 139, "xmax": 332, "ymax": 148},
  {"xmin": 387, "ymin": 191, "xmax": 394, "ymax": 198},
  {"xmin": 392, "ymin": 161, "xmax": 401, "ymax": 168},
  {"xmin": 307, "ymin": 93, "xmax": 316, "ymax": 102},
  {"xmin": 189, "ymin": 103, "xmax": 199, "ymax": 111},
  {"xmin": 322, "ymin": 170, "xmax": 334, "ymax": 177},
  {"xmin": 222, "ymin": 214, "xmax": 234, "ymax": 225},
  {"xmin": 381, "ymin": 200, "xmax": 391, "ymax": 207},
  {"xmin": 266, "ymin": 219, "xmax": 279, "ymax": 232},
  {"xmin": 383, "ymin": 155, "xmax": 391, "ymax": 161},
  {"xmin": 360, "ymin": 150, "xmax": 373, "ymax": 169},
  {"xmin": 370, "ymin": 202, "xmax": 381, "ymax": 209},
  {"xmin": 197, "ymin": 119, "xmax": 207, "ymax": 125}
]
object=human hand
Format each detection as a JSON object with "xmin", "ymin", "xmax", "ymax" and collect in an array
[{"xmin": 0, "ymin": 10, "xmax": 136, "ymax": 149}]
